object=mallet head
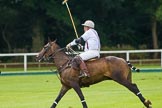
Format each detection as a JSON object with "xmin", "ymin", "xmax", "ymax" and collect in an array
[{"xmin": 62, "ymin": 0, "xmax": 68, "ymax": 5}]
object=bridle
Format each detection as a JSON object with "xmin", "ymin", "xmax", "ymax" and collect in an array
[
  {"xmin": 39, "ymin": 42, "xmax": 76, "ymax": 63},
  {"xmin": 42, "ymin": 44, "xmax": 75, "ymax": 73},
  {"xmin": 36, "ymin": 42, "xmax": 81, "ymax": 74},
  {"xmin": 48, "ymin": 47, "xmax": 68, "ymax": 62},
  {"xmin": 37, "ymin": 43, "xmax": 52, "ymax": 62},
  {"xmin": 45, "ymin": 46, "xmax": 66, "ymax": 61}
]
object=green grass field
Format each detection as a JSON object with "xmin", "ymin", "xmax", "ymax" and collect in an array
[{"xmin": 0, "ymin": 72, "xmax": 162, "ymax": 108}]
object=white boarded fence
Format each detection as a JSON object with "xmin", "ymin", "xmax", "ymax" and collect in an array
[
  {"xmin": 0, "ymin": 53, "xmax": 37, "ymax": 72},
  {"xmin": 0, "ymin": 49, "xmax": 162, "ymax": 72}
]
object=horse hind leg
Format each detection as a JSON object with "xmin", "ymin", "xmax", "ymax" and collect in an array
[
  {"xmin": 111, "ymin": 70, "xmax": 151, "ymax": 108},
  {"xmin": 117, "ymin": 79, "xmax": 152, "ymax": 108},
  {"xmin": 127, "ymin": 70, "xmax": 132, "ymax": 83}
]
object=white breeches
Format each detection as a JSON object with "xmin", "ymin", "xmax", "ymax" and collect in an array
[{"xmin": 79, "ymin": 50, "xmax": 100, "ymax": 61}]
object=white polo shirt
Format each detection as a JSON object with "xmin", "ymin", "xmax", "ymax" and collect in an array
[
  {"xmin": 70, "ymin": 28, "xmax": 101, "ymax": 60},
  {"xmin": 81, "ymin": 29, "xmax": 100, "ymax": 51}
]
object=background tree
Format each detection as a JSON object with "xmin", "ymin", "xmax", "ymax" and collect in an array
[{"xmin": 0, "ymin": 0, "xmax": 161, "ymax": 54}]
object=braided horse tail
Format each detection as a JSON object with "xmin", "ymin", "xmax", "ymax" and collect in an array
[{"xmin": 127, "ymin": 61, "xmax": 140, "ymax": 72}]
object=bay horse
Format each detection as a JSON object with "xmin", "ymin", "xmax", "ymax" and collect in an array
[{"xmin": 36, "ymin": 40, "xmax": 152, "ymax": 108}]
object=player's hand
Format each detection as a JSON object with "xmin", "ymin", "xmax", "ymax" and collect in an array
[
  {"xmin": 77, "ymin": 44, "xmax": 83, "ymax": 50},
  {"xmin": 66, "ymin": 43, "xmax": 71, "ymax": 50}
]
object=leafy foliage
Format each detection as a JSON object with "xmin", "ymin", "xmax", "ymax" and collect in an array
[{"xmin": 0, "ymin": 0, "xmax": 162, "ymax": 53}]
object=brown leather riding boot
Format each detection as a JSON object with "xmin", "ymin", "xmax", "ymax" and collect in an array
[{"xmin": 79, "ymin": 61, "xmax": 90, "ymax": 77}]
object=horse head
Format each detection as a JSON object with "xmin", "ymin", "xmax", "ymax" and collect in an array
[{"xmin": 35, "ymin": 39, "xmax": 59, "ymax": 62}]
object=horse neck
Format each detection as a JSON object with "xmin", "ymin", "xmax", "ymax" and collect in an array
[{"xmin": 53, "ymin": 50, "xmax": 70, "ymax": 69}]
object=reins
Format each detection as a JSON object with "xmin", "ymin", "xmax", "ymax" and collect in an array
[
  {"xmin": 49, "ymin": 47, "xmax": 79, "ymax": 61},
  {"xmin": 48, "ymin": 47, "xmax": 78, "ymax": 81},
  {"xmin": 43, "ymin": 45, "xmax": 79, "ymax": 78},
  {"xmin": 48, "ymin": 47, "xmax": 68, "ymax": 81},
  {"xmin": 47, "ymin": 47, "xmax": 75, "ymax": 71},
  {"xmin": 51, "ymin": 47, "xmax": 67, "ymax": 57}
]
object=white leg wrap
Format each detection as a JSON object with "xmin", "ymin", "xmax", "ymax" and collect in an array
[
  {"xmin": 54, "ymin": 101, "xmax": 58, "ymax": 105},
  {"xmin": 81, "ymin": 100, "xmax": 86, "ymax": 103},
  {"xmin": 137, "ymin": 92, "xmax": 141, "ymax": 96}
]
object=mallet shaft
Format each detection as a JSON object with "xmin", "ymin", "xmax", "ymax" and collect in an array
[{"xmin": 62, "ymin": 0, "xmax": 79, "ymax": 38}]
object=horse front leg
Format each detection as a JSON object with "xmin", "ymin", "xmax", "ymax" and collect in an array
[
  {"xmin": 70, "ymin": 82, "xmax": 88, "ymax": 108},
  {"xmin": 50, "ymin": 85, "xmax": 70, "ymax": 108}
]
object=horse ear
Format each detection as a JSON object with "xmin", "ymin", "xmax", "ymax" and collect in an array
[
  {"xmin": 48, "ymin": 37, "xmax": 51, "ymax": 42},
  {"xmin": 53, "ymin": 39, "xmax": 57, "ymax": 43}
]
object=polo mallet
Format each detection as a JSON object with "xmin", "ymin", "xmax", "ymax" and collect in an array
[
  {"xmin": 62, "ymin": 0, "xmax": 79, "ymax": 39},
  {"xmin": 62, "ymin": 0, "xmax": 83, "ymax": 50}
]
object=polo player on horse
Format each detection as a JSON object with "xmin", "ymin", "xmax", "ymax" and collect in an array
[{"xmin": 66, "ymin": 20, "xmax": 101, "ymax": 77}]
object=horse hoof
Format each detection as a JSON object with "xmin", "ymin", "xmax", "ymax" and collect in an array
[{"xmin": 144, "ymin": 99, "xmax": 152, "ymax": 108}]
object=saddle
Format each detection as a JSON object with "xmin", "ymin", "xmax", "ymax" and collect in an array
[
  {"xmin": 85, "ymin": 56, "xmax": 99, "ymax": 62},
  {"xmin": 58, "ymin": 56, "xmax": 99, "ymax": 76},
  {"xmin": 71, "ymin": 56, "xmax": 99, "ymax": 70}
]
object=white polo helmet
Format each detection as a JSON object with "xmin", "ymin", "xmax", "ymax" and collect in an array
[{"xmin": 82, "ymin": 20, "xmax": 95, "ymax": 28}]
